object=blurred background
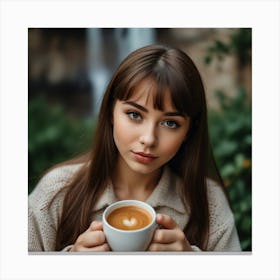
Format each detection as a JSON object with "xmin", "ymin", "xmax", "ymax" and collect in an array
[{"xmin": 28, "ymin": 28, "xmax": 252, "ymax": 251}]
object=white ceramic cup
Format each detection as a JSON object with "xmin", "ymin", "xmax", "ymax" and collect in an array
[{"xmin": 102, "ymin": 200, "xmax": 157, "ymax": 251}]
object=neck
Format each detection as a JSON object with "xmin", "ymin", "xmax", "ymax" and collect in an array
[{"xmin": 112, "ymin": 157, "xmax": 162, "ymax": 201}]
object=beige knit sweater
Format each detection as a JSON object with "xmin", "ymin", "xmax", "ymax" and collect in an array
[{"xmin": 28, "ymin": 164, "xmax": 241, "ymax": 252}]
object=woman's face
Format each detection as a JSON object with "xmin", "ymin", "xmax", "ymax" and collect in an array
[{"xmin": 112, "ymin": 79, "xmax": 190, "ymax": 175}]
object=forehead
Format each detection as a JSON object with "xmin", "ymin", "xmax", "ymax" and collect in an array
[{"xmin": 126, "ymin": 78, "xmax": 176, "ymax": 111}]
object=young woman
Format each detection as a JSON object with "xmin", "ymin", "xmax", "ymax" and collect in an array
[{"xmin": 28, "ymin": 44, "xmax": 241, "ymax": 252}]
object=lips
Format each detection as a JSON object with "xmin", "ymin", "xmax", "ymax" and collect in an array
[
  {"xmin": 134, "ymin": 152, "xmax": 157, "ymax": 158},
  {"xmin": 132, "ymin": 151, "xmax": 158, "ymax": 163}
]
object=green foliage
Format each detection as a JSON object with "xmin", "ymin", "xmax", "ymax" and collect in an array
[
  {"xmin": 208, "ymin": 88, "xmax": 252, "ymax": 251},
  {"xmin": 28, "ymin": 96, "xmax": 94, "ymax": 194},
  {"xmin": 204, "ymin": 28, "xmax": 251, "ymax": 66},
  {"xmin": 28, "ymin": 90, "xmax": 252, "ymax": 251}
]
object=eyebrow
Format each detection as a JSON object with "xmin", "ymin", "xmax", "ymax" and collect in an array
[{"xmin": 123, "ymin": 101, "xmax": 186, "ymax": 118}]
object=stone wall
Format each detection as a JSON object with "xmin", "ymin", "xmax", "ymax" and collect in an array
[{"xmin": 157, "ymin": 28, "xmax": 252, "ymax": 109}]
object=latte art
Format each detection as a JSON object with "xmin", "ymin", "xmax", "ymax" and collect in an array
[
  {"xmin": 107, "ymin": 205, "xmax": 152, "ymax": 230},
  {"xmin": 122, "ymin": 217, "xmax": 137, "ymax": 227}
]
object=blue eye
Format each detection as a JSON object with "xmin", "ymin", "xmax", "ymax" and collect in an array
[
  {"xmin": 162, "ymin": 120, "xmax": 179, "ymax": 129},
  {"xmin": 127, "ymin": 111, "xmax": 142, "ymax": 121}
]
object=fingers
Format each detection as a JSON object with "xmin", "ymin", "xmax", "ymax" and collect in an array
[
  {"xmin": 89, "ymin": 243, "xmax": 111, "ymax": 252},
  {"xmin": 88, "ymin": 220, "xmax": 103, "ymax": 231},
  {"xmin": 147, "ymin": 214, "xmax": 192, "ymax": 252},
  {"xmin": 72, "ymin": 220, "xmax": 110, "ymax": 252},
  {"xmin": 76, "ymin": 242, "xmax": 111, "ymax": 252},
  {"xmin": 148, "ymin": 242, "xmax": 185, "ymax": 252},
  {"xmin": 152, "ymin": 228, "xmax": 185, "ymax": 244},
  {"xmin": 77, "ymin": 229, "xmax": 106, "ymax": 248},
  {"xmin": 148, "ymin": 229, "xmax": 188, "ymax": 252},
  {"xmin": 156, "ymin": 214, "xmax": 178, "ymax": 230}
]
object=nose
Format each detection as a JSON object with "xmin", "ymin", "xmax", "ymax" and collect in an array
[{"xmin": 139, "ymin": 123, "xmax": 158, "ymax": 147}]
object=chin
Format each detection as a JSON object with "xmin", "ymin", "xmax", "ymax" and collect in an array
[{"xmin": 128, "ymin": 161, "xmax": 161, "ymax": 175}]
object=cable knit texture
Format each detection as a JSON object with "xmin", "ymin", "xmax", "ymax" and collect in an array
[{"xmin": 28, "ymin": 164, "xmax": 241, "ymax": 252}]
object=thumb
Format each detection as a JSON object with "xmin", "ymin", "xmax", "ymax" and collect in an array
[
  {"xmin": 156, "ymin": 214, "xmax": 178, "ymax": 230},
  {"xmin": 88, "ymin": 220, "xmax": 103, "ymax": 231}
]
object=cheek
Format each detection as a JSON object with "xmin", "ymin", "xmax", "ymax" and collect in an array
[
  {"xmin": 160, "ymin": 134, "xmax": 186, "ymax": 158},
  {"xmin": 113, "ymin": 117, "xmax": 135, "ymax": 148},
  {"xmin": 113, "ymin": 122, "xmax": 125, "ymax": 147}
]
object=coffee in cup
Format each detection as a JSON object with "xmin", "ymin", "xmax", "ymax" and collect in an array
[
  {"xmin": 103, "ymin": 200, "xmax": 157, "ymax": 251},
  {"xmin": 106, "ymin": 205, "xmax": 152, "ymax": 230}
]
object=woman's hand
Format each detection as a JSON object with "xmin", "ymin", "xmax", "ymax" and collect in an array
[
  {"xmin": 70, "ymin": 221, "xmax": 111, "ymax": 252},
  {"xmin": 148, "ymin": 214, "xmax": 193, "ymax": 252}
]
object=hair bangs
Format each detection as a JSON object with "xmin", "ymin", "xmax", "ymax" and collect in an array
[
  {"xmin": 116, "ymin": 73, "xmax": 174, "ymax": 113},
  {"xmin": 111, "ymin": 45, "xmax": 202, "ymax": 120},
  {"xmin": 112, "ymin": 64, "xmax": 151, "ymax": 102},
  {"xmin": 163, "ymin": 74, "xmax": 192, "ymax": 117}
]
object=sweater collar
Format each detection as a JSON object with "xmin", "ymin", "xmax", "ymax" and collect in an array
[{"xmin": 92, "ymin": 167, "xmax": 187, "ymax": 214}]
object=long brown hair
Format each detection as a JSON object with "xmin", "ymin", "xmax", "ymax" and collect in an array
[{"xmin": 50, "ymin": 45, "xmax": 226, "ymax": 250}]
